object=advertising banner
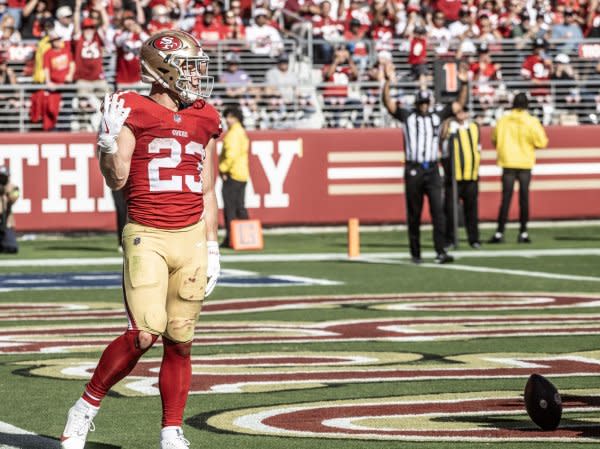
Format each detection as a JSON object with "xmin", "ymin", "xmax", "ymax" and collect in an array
[{"xmin": 1, "ymin": 127, "xmax": 599, "ymax": 231}]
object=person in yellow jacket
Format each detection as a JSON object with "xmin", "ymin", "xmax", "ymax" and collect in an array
[
  {"xmin": 219, "ymin": 105, "xmax": 250, "ymax": 248},
  {"xmin": 489, "ymin": 93, "xmax": 548, "ymax": 244}
]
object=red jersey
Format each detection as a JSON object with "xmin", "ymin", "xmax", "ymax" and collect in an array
[
  {"xmin": 191, "ymin": 20, "xmax": 224, "ymax": 43},
  {"xmin": 73, "ymin": 33, "xmax": 104, "ymax": 81},
  {"xmin": 221, "ymin": 23, "xmax": 246, "ymax": 40},
  {"xmin": 115, "ymin": 30, "xmax": 148, "ymax": 84},
  {"xmin": 311, "ymin": 15, "xmax": 344, "ymax": 41},
  {"xmin": 120, "ymin": 92, "xmax": 222, "ymax": 229},
  {"xmin": 408, "ymin": 37, "xmax": 427, "ymax": 65},
  {"xmin": 343, "ymin": 30, "xmax": 368, "ymax": 57},
  {"xmin": 521, "ymin": 55, "xmax": 550, "ymax": 81},
  {"xmin": 7, "ymin": 0, "xmax": 25, "ymax": 7},
  {"xmin": 470, "ymin": 61, "xmax": 499, "ymax": 80},
  {"xmin": 435, "ymin": 0, "xmax": 462, "ymax": 21},
  {"xmin": 43, "ymin": 46, "xmax": 73, "ymax": 83},
  {"xmin": 322, "ymin": 65, "xmax": 353, "ymax": 97},
  {"xmin": 371, "ymin": 24, "xmax": 394, "ymax": 52},
  {"xmin": 146, "ymin": 19, "xmax": 176, "ymax": 36}
]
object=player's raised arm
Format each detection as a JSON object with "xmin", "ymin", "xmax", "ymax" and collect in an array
[
  {"xmin": 202, "ymin": 137, "xmax": 220, "ymax": 297},
  {"xmin": 98, "ymin": 93, "xmax": 135, "ymax": 190}
]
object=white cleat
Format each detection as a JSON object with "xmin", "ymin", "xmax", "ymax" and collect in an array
[
  {"xmin": 60, "ymin": 401, "xmax": 97, "ymax": 449},
  {"xmin": 160, "ymin": 428, "xmax": 190, "ymax": 449}
]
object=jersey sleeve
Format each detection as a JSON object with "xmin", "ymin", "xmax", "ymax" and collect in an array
[
  {"xmin": 119, "ymin": 91, "xmax": 144, "ymax": 135},
  {"xmin": 392, "ymin": 107, "xmax": 410, "ymax": 123},
  {"xmin": 207, "ymin": 104, "xmax": 223, "ymax": 139}
]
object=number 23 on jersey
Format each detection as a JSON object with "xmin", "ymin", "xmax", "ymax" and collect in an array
[{"xmin": 147, "ymin": 137, "xmax": 206, "ymax": 193}]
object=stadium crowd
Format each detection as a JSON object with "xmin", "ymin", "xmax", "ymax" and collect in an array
[{"xmin": 0, "ymin": 0, "xmax": 599, "ymax": 130}]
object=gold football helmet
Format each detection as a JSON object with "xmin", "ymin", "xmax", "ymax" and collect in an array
[{"xmin": 140, "ymin": 30, "xmax": 213, "ymax": 103}]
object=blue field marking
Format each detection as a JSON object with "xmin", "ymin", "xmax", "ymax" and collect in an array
[{"xmin": 0, "ymin": 269, "xmax": 340, "ymax": 291}]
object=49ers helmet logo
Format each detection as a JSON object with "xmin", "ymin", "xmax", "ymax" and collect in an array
[{"xmin": 152, "ymin": 35, "xmax": 183, "ymax": 51}]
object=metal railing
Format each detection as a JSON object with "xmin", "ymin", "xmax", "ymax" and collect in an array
[{"xmin": 1, "ymin": 78, "xmax": 598, "ymax": 132}]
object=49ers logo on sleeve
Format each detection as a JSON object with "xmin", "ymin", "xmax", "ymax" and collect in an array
[{"xmin": 152, "ymin": 35, "xmax": 183, "ymax": 51}]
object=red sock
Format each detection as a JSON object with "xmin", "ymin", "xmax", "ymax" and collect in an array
[
  {"xmin": 159, "ymin": 338, "xmax": 192, "ymax": 427},
  {"xmin": 82, "ymin": 330, "xmax": 157, "ymax": 407}
]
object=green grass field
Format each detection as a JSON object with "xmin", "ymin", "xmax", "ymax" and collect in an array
[{"xmin": 1, "ymin": 223, "xmax": 600, "ymax": 448}]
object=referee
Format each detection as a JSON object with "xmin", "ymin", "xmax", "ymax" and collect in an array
[
  {"xmin": 382, "ymin": 61, "xmax": 468, "ymax": 264},
  {"xmin": 440, "ymin": 107, "xmax": 482, "ymax": 249}
]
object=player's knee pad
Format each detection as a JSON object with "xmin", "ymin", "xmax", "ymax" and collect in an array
[{"xmin": 165, "ymin": 317, "xmax": 196, "ymax": 343}]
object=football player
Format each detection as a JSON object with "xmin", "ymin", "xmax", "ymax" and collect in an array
[{"xmin": 60, "ymin": 30, "xmax": 221, "ymax": 449}]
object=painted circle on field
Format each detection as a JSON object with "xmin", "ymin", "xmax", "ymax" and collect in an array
[{"xmin": 203, "ymin": 391, "xmax": 600, "ymax": 442}]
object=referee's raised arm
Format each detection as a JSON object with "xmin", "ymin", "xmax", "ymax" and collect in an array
[{"xmin": 381, "ymin": 61, "xmax": 409, "ymax": 122}]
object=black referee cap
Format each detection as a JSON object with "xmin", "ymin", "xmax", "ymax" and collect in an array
[{"xmin": 415, "ymin": 90, "xmax": 432, "ymax": 104}]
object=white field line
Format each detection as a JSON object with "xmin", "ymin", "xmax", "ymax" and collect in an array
[
  {"xmin": 0, "ymin": 421, "xmax": 59, "ymax": 449},
  {"xmin": 0, "ymin": 248, "xmax": 600, "ymax": 268},
  {"xmin": 359, "ymin": 257, "xmax": 600, "ymax": 283},
  {"xmin": 16, "ymin": 220, "xmax": 600, "ymax": 239}
]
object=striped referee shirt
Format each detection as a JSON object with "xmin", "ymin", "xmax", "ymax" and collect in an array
[{"xmin": 392, "ymin": 105, "xmax": 453, "ymax": 164}]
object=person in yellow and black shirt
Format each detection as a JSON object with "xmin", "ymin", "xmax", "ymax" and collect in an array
[
  {"xmin": 219, "ymin": 105, "xmax": 250, "ymax": 248},
  {"xmin": 489, "ymin": 93, "xmax": 548, "ymax": 244},
  {"xmin": 441, "ymin": 108, "xmax": 482, "ymax": 249}
]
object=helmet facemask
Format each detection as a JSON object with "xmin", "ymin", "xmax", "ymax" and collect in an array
[{"xmin": 171, "ymin": 54, "xmax": 214, "ymax": 103}]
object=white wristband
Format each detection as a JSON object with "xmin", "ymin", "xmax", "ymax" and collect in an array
[
  {"xmin": 97, "ymin": 136, "xmax": 118, "ymax": 155},
  {"xmin": 207, "ymin": 241, "xmax": 219, "ymax": 250}
]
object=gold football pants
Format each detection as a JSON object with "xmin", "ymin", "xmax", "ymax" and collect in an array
[{"xmin": 122, "ymin": 219, "xmax": 208, "ymax": 343}]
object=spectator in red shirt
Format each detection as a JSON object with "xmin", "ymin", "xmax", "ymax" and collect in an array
[
  {"xmin": 434, "ymin": 0, "xmax": 462, "ymax": 22},
  {"xmin": 344, "ymin": 18, "xmax": 368, "ymax": 72},
  {"xmin": 408, "ymin": 26, "xmax": 428, "ymax": 82},
  {"xmin": 114, "ymin": 11, "xmax": 148, "ymax": 87},
  {"xmin": 43, "ymin": 31, "xmax": 74, "ymax": 87},
  {"xmin": 190, "ymin": 5, "xmax": 222, "ymax": 45},
  {"xmin": 370, "ymin": 8, "xmax": 395, "ymax": 54},
  {"xmin": 72, "ymin": 0, "xmax": 107, "ymax": 130},
  {"xmin": 312, "ymin": 1, "xmax": 344, "ymax": 64},
  {"xmin": 341, "ymin": 0, "xmax": 370, "ymax": 26},
  {"xmin": 469, "ymin": 42, "xmax": 502, "ymax": 108},
  {"xmin": 322, "ymin": 45, "xmax": 362, "ymax": 128},
  {"xmin": 521, "ymin": 37, "xmax": 552, "ymax": 104},
  {"xmin": 38, "ymin": 31, "xmax": 74, "ymax": 130},
  {"xmin": 147, "ymin": 4, "xmax": 176, "ymax": 36},
  {"xmin": 521, "ymin": 37, "xmax": 552, "ymax": 83},
  {"xmin": 73, "ymin": 0, "xmax": 106, "ymax": 84},
  {"xmin": 221, "ymin": 8, "xmax": 245, "ymax": 40},
  {"xmin": 498, "ymin": 0, "xmax": 524, "ymax": 37}
]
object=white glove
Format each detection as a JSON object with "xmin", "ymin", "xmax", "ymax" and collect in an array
[
  {"xmin": 205, "ymin": 241, "xmax": 220, "ymax": 297},
  {"xmin": 98, "ymin": 93, "xmax": 131, "ymax": 154}
]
